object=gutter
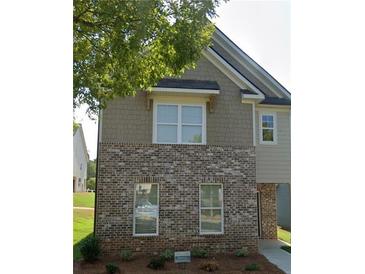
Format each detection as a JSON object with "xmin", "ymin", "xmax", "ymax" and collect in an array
[{"xmin": 93, "ymin": 109, "xmax": 101, "ymax": 235}]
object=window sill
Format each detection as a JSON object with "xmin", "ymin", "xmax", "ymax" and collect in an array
[
  {"xmin": 199, "ymin": 232, "xmax": 224, "ymax": 236},
  {"xmin": 153, "ymin": 142, "xmax": 207, "ymax": 145},
  {"xmin": 133, "ymin": 234, "xmax": 159, "ymax": 237},
  {"xmin": 259, "ymin": 141, "xmax": 277, "ymax": 145}
]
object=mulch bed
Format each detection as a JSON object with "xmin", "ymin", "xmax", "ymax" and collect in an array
[{"xmin": 74, "ymin": 254, "xmax": 284, "ymax": 274}]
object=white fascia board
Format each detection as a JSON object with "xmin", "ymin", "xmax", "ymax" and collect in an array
[
  {"xmin": 151, "ymin": 87, "xmax": 220, "ymax": 95},
  {"xmin": 202, "ymin": 48, "xmax": 265, "ymax": 99},
  {"xmin": 241, "ymin": 93, "xmax": 264, "ymax": 100},
  {"xmin": 213, "ymin": 30, "xmax": 291, "ymax": 99},
  {"xmin": 256, "ymin": 105, "xmax": 291, "ymax": 112}
]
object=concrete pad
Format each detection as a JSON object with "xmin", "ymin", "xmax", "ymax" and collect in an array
[{"xmin": 259, "ymin": 240, "xmax": 291, "ymax": 274}]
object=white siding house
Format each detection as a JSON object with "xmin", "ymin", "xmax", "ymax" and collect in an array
[{"xmin": 73, "ymin": 124, "xmax": 89, "ymax": 192}]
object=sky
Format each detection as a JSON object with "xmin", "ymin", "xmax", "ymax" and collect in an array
[{"xmin": 74, "ymin": 0, "xmax": 291, "ymax": 160}]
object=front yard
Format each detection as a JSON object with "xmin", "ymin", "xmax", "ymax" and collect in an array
[{"xmin": 73, "ymin": 192, "xmax": 95, "ymax": 208}]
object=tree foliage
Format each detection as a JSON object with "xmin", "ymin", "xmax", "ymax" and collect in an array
[
  {"xmin": 87, "ymin": 177, "xmax": 96, "ymax": 190},
  {"xmin": 74, "ymin": 0, "xmax": 224, "ymax": 117},
  {"xmin": 73, "ymin": 121, "xmax": 80, "ymax": 133},
  {"xmin": 87, "ymin": 159, "xmax": 96, "ymax": 178}
]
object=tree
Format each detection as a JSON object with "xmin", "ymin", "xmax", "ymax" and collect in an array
[
  {"xmin": 87, "ymin": 177, "xmax": 96, "ymax": 191},
  {"xmin": 74, "ymin": 0, "xmax": 225, "ymax": 117},
  {"xmin": 87, "ymin": 159, "xmax": 97, "ymax": 178},
  {"xmin": 73, "ymin": 121, "xmax": 80, "ymax": 132}
]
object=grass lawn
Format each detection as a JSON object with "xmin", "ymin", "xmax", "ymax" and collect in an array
[
  {"xmin": 73, "ymin": 208, "xmax": 94, "ymax": 260},
  {"xmin": 277, "ymin": 226, "xmax": 291, "ymax": 244},
  {"xmin": 73, "ymin": 192, "xmax": 95, "ymax": 208}
]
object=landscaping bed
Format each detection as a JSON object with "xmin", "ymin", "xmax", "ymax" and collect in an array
[{"xmin": 74, "ymin": 253, "xmax": 284, "ymax": 274}]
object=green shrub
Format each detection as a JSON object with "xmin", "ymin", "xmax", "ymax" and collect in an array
[
  {"xmin": 199, "ymin": 261, "xmax": 219, "ymax": 272},
  {"xmin": 235, "ymin": 247, "xmax": 249, "ymax": 257},
  {"xmin": 191, "ymin": 247, "xmax": 208, "ymax": 258},
  {"xmin": 105, "ymin": 263, "xmax": 119, "ymax": 274},
  {"xmin": 244, "ymin": 263, "xmax": 260, "ymax": 271},
  {"xmin": 120, "ymin": 249, "xmax": 133, "ymax": 261},
  {"xmin": 79, "ymin": 236, "xmax": 100, "ymax": 262},
  {"xmin": 147, "ymin": 257, "xmax": 166, "ymax": 270},
  {"xmin": 160, "ymin": 249, "xmax": 174, "ymax": 261}
]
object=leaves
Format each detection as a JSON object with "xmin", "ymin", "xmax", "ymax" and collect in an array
[{"xmin": 74, "ymin": 0, "xmax": 224, "ymax": 118}]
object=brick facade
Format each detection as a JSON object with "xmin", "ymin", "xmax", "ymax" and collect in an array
[
  {"xmin": 95, "ymin": 143, "xmax": 259, "ymax": 255},
  {"xmin": 257, "ymin": 183, "xmax": 277, "ymax": 239}
]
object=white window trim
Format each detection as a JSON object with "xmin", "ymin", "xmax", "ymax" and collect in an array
[
  {"xmin": 199, "ymin": 183, "xmax": 224, "ymax": 235},
  {"xmin": 153, "ymin": 100, "xmax": 206, "ymax": 145},
  {"xmin": 133, "ymin": 183, "xmax": 159, "ymax": 237},
  {"xmin": 259, "ymin": 111, "xmax": 277, "ymax": 145}
]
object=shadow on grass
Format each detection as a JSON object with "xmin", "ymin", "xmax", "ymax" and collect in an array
[{"xmin": 73, "ymin": 233, "xmax": 93, "ymax": 261}]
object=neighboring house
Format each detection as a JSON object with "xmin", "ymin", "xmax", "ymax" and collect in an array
[
  {"xmin": 95, "ymin": 27, "xmax": 291, "ymax": 255},
  {"xmin": 73, "ymin": 124, "xmax": 89, "ymax": 192}
]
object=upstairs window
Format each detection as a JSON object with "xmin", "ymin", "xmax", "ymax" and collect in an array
[
  {"xmin": 154, "ymin": 102, "xmax": 206, "ymax": 144},
  {"xmin": 259, "ymin": 112, "xmax": 277, "ymax": 144}
]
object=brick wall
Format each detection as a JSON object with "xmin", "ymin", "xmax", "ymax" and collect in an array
[
  {"xmin": 95, "ymin": 143, "xmax": 258, "ymax": 255},
  {"xmin": 257, "ymin": 183, "xmax": 277, "ymax": 239}
]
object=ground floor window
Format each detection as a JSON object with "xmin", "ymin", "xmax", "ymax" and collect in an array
[
  {"xmin": 133, "ymin": 183, "xmax": 159, "ymax": 236},
  {"xmin": 200, "ymin": 184, "xmax": 224, "ymax": 234}
]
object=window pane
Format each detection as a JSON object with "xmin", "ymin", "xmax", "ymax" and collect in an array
[
  {"xmin": 182, "ymin": 106, "xmax": 202, "ymax": 124},
  {"xmin": 262, "ymin": 129, "xmax": 274, "ymax": 141},
  {"xmin": 262, "ymin": 115, "xmax": 274, "ymax": 128},
  {"xmin": 262, "ymin": 121, "xmax": 273, "ymax": 128},
  {"xmin": 201, "ymin": 185, "xmax": 222, "ymax": 207},
  {"xmin": 157, "ymin": 105, "xmax": 178, "ymax": 123},
  {"xmin": 135, "ymin": 184, "xmax": 158, "ymax": 205},
  {"xmin": 135, "ymin": 184, "xmax": 158, "ymax": 234},
  {"xmin": 182, "ymin": 125, "xmax": 202, "ymax": 143},
  {"xmin": 157, "ymin": 125, "xmax": 177, "ymax": 143},
  {"xmin": 201, "ymin": 209, "xmax": 222, "ymax": 233},
  {"xmin": 262, "ymin": 115, "xmax": 273, "ymax": 123}
]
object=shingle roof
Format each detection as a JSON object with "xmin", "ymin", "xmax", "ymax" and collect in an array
[
  {"xmin": 260, "ymin": 97, "xmax": 291, "ymax": 106},
  {"xmin": 155, "ymin": 79, "xmax": 220, "ymax": 90},
  {"xmin": 213, "ymin": 27, "xmax": 291, "ymax": 97}
]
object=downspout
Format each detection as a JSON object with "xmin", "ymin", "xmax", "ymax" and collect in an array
[{"xmin": 93, "ymin": 109, "xmax": 102, "ymax": 235}]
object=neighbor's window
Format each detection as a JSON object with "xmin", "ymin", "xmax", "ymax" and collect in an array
[
  {"xmin": 260, "ymin": 112, "xmax": 277, "ymax": 144},
  {"xmin": 154, "ymin": 103, "xmax": 205, "ymax": 144},
  {"xmin": 134, "ymin": 183, "xmax": 159, "ymax": 236},
  {"xmin": 200, "ymin": 184, "xmax": 223, "ymax": 234}
]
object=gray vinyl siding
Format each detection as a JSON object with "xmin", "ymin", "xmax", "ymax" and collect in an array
[
  {"xmin": 101, "ymin": 56, "xmax": 253, "ymax": 146},
  {"xmin": 256, "ymin": 110, "xmax": 291, "ymax": 183},
  {"xmin": 276, "ymin": 183, "xmax": 291, "ymax": 230}
]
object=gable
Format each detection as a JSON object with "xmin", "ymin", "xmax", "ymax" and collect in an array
[
  {"xmin": 179, "ymin": 55, "xmax": 245, "ymax": 93},
  {"xmin": 73, "ymin": 126, "xmax": 89, "ymax": 161},
  {"xmin": 211, "ymin": 27, "xmax": 291, "ymax": 100}
]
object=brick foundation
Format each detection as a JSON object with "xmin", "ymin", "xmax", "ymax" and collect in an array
[
  {"xmin": 257, "ymin": 183, "xmax": 277, "ymax": 239},
  {"xmin": 95, "ymin": 143, "xmax": 259, "ymax": 255}
]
